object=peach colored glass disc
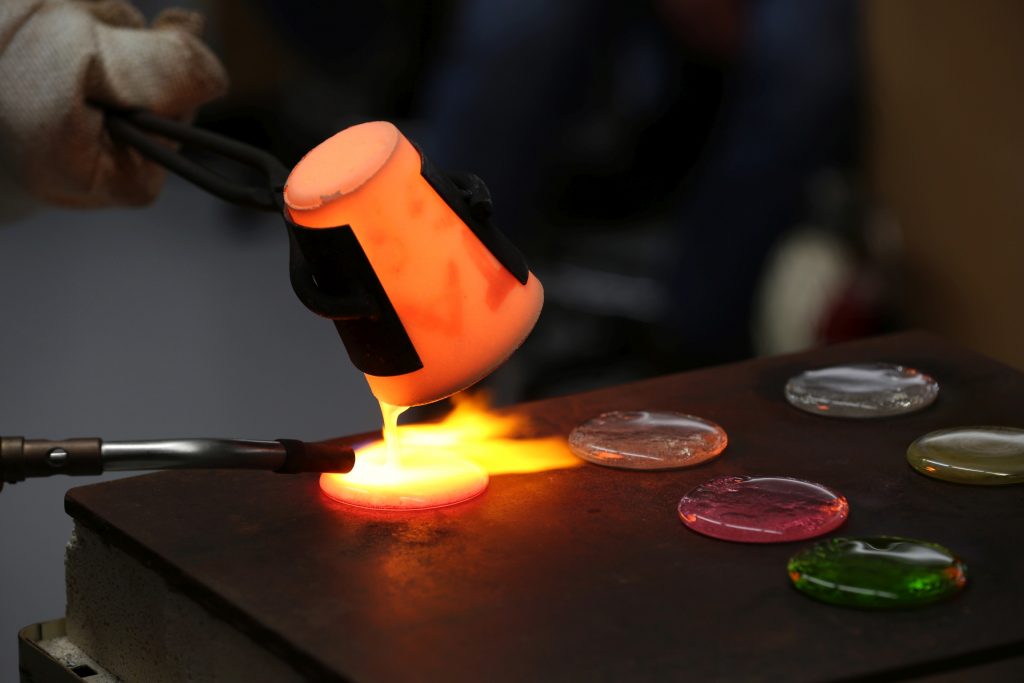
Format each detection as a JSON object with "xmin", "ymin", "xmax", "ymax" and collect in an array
[
  {"xmin": 568, "ymin": 410, "xmax": 727, "ymax": 470},
  {"xmin": 320, "ymin": 448, "xmax": 488, "ymax": 511}
]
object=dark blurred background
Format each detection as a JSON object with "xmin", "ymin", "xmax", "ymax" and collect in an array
[
  {"xmin": 2, "ymin": 0, "xmax": 1023, "ymax": 675},
  {"xmin": 189, "ymin": 0, "xmax": 1023, "ymax": 393}
]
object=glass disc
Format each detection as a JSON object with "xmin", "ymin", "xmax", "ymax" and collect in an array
[
  {"xmin": 907, "ymin": 426, "xmax": 1024, "ymax": 485},
  {"xmin": 788, "ymin": 536, "xmax": 967, "ymax": 609},
  {"xmin": 678, "ymin": 475, "xmax": 848, "ymax": 543},
  {"xmin": 320, "ymin": 448, "xmax": 488, "ymax": 510},
  {"xmin": 785, "ymin": 363, "xmax": 938, "ymax": 418},
  {"xmin": 568, "ymin": 410, "xmax": 727, "ymax": 470}
]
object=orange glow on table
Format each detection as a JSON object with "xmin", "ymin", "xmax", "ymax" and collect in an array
[{"xmin": 320, "ymin": 394, "xmax": 580, "ymax": 510}]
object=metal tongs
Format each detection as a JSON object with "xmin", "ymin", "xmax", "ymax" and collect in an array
[
  {"xmin": 0, "ymin": 435, "xmax": 361, "ymax": 493},
  {"xmin": 104, "ymin": 107, "xmax": 287, "ymax": 212}
]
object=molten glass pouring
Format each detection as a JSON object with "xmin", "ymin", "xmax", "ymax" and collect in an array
[
  {"xmin": 320, "ymin": 400, "xmax": 488, "ymax": 510},
  {"xmin": 320, "ymin": 394, "xmax": 580, "ymax": 511}
]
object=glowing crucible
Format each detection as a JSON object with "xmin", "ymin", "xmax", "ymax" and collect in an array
[{"xmin": 283, "ymin": 121, "xmax": 544, "ymax": 408}]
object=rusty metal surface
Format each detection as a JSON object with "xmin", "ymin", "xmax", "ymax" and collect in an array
[{"xmin": 65, "ymin": 332, "xmax": 1024, "ymax": 682}]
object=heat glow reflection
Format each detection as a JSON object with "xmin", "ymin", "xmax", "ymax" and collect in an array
[{"xmin": 320, "ymin": 393, "xmax": 580, "ymax": 510}]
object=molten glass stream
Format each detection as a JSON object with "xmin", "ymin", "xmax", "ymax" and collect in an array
[{"xmin": 381, "ymin": 401, "xmax": 406, "ymax": 469}]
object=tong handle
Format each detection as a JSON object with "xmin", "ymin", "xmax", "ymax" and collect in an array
[{"xmin": 103, "ymin": 108, "xmax": 288, "ymax": 212}]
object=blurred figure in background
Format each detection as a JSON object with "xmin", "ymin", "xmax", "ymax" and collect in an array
[
  {"xmin": 664, "ymin": 0, "xmax": 861, "ymax": 362},
  {"xmin": 416, "ymin": 0, "xmax": 864, "ymax": 396}
]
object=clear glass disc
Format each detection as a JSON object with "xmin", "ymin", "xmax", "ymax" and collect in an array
[{"xmin": 785, "ymin": 362, "xmax": 938, "ymax": 418}]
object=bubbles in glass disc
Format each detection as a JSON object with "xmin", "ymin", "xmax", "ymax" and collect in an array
[
  {"xmin": 785, "ymin": 363, "xmax": 938, "ymax": 418},
  {"xmin": 568, "ymin": 411, "xmax": 727, "ymax": 470},
  {"xmin": 678, "ymin": 475, "xmax": 848, "ymax": 543}
]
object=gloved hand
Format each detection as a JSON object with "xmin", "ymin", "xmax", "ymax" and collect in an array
[{"xmin": 0, "ymin": 0, "xmax": 228, "ymax": 208}]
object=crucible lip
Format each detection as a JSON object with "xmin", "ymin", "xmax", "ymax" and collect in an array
[{"xmin": 284, "ymin": 121, "xmax": 400, "ymax": 212}]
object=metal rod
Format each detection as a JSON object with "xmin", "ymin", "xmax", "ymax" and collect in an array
[
  {"xmin": 0, "ymin": 435, "xmax": 358, "ymax": 491},
  {"xmin": 100, "ymin": 439, "xmax": 287, "ymax": 472}
]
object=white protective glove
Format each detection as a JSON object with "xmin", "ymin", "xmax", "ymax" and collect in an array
[{"xmin": 0, "ymin": 0, "xmax": 228, "ymax": 208}]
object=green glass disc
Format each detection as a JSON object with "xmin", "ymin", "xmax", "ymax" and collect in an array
[
  {"xmin": 788, "ymin": 537, "xmax": 967, "ymax": 609},
  {"xmin": 907, "ymin": 426, "xmax": 1024, "ymax": 485}
]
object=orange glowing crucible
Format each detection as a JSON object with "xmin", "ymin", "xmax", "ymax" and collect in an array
[{"xmin": 284, "ymin": 122, "xmax": 549, "ymax": 509}]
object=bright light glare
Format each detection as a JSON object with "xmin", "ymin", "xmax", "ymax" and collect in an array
[{"xmin": 320, "ymin": 393, "xmax": 580, "ymax": 510}]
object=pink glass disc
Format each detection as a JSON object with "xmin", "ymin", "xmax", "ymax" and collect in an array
[{"xmin": 678, "ymin": 475, "xmax": 849, "ymax": 543}]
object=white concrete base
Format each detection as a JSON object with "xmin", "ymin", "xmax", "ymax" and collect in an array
[{"xmin": 65, "ymin": 524, "xmax": 304, "ymax": 683}]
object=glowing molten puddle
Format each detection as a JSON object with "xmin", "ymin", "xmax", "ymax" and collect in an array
[
  {"xmin": 320, "ymin": 394, "xmax": 579, "ymax": 510},
  {"xmin": 319, "ymin": 448, "xmax": 489, "ymax": 510}
]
